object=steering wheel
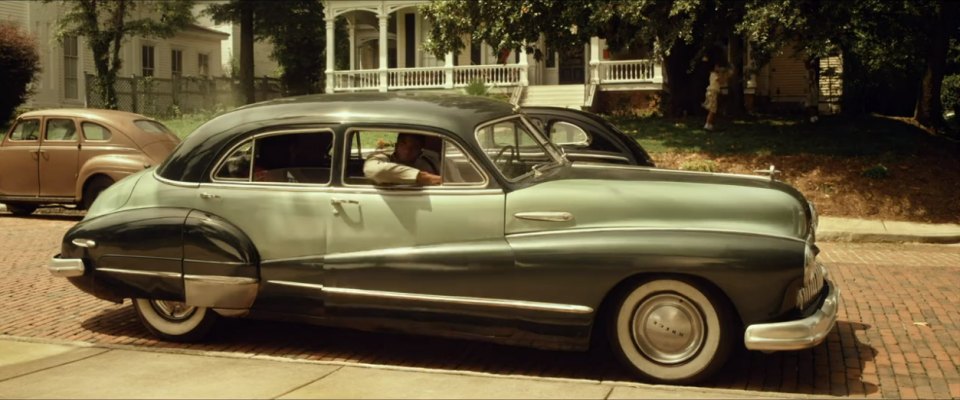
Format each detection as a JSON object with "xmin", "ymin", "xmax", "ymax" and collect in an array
[{"xmin": 493, "ymin": 145, "xmax": 517, "ymax": 167}]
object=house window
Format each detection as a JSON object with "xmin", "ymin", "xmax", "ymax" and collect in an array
[
  {"xmin": 198, "ymin": 53, "xmax": 209, "ymax": 76},
  {"xmin": 63, "ymin": 36, "xmax": 78, "ymax": 99},
  {"xmin": 141, "ymin": 45, "xmax": 155, "ymax": 77},
  {"xmin": 171, "ymin": 49, "xmax": 183, "ymax": 77}
]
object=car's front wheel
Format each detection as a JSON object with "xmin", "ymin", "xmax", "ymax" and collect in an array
[
  {"xmin": 133, "ymin": 298, "xmax": 219, "ymax": 342},
  {"xmin": 5, "ymin": 203, "xmax": 37, "ymax": 216},
  {"xmin": 608, "ymin": 278, "xmax": 735, "ymax": 384}
]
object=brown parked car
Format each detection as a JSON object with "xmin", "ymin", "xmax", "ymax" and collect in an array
[{"xmin": 0, "ymin": 109, "xmax": 180, "ymax": 215}]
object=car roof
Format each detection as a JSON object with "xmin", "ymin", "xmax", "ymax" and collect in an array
[
  {"xmin": 158, "ymin": 92, "xmax": 519, "ymax": 183},
  {"xmin": 19, "ymin": 108, "xmax": 151, "ymax": 122}
]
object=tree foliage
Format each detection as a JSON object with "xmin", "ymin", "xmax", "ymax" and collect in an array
[
  {"xmin": 205, "ymin": 1, "xmax": 348, "ymax": 96},
  {"xmin": 0, "ymin": 22, "xmax": 41, "ymax": 124},
  {"xmin": 49, "ymin": 0, "xmax": 194, "ymax": 110}
]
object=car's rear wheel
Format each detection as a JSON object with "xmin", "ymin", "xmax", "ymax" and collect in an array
[
  {"xmin": 133, "ymin": 298, "xmax": 219, "ymax": 342},
  {"xmin": 5, "ymin": 203, "xmax": 37, "ymax": 216},
  {"xmin": 81, "ymin": 176, "xmax": 114, "ymax": 210},
  {"xmin": 608, "ymin": 278, "xmax": 735, "ymax": 384}
]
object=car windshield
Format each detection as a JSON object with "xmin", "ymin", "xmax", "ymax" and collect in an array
[{"xmin": 475, "ymin": 117, "xmax": 563, "ymax": 181}]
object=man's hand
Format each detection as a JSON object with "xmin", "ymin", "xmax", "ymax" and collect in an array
[{"xmin": 416, "ymin": 171, "xmax": 442, "ymax": 186}]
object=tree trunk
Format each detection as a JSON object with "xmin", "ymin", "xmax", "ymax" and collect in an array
[
  {"xmin": 914, "ymin": 0, "xmax": 957, "ymax": 131},
  {"xmin": 240, "ymin": 0, "xmax": 256, "ymax": 104},
  {"xmin": 662, "ymin": 40, "xmax": 706, "ymax": 118},
  {"xmin": 840, "ymin": 44, "xmax": 866, "ymax": 116},
  {"xmin": 726, "ymin": 34, "xmax": 747, "ymax": 117}
]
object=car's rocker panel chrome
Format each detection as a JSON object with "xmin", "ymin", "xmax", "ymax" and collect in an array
[
  {"xmin": 184, "ymin": 274, "xmax": 258, "ymax": 309},
  {"xmin": 513, "ymin": 211, "xmax": 575, "ymax": 222},
  {"xmin": 506, "ymin": 226, "xmax": 806, "ymax": 244},
  {"xmin": 324, "ymin": 286, "xmax": 594, "ymax": 315},
  {"xmin": 744, "ymin": 278, "xmax": 839, "ymax": 351},
  {"xmin": 48, "ymin": 256, "xmax": 85, "ymax": 278},
  {"xmin": 97, "ymin": 267, "xmax": 181, "ymax": 279}
]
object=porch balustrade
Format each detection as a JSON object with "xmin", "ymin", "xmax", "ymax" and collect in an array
[
  {"xmin": 332, "ymin": 64, "xmax": 526, "ymax": 92},
  {"xmin": 452, "ymin": 65, "xmax": 523, "ymax": 87},
  {"xmin": 598, "ymin": 60, "xmax": 662, "ymax": 83},
  {"xmin": 332, "ymin": 69, "xmax": 381, "ymax": 91}
]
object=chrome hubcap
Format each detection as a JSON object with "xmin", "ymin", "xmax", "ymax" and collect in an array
[
  {"xmin": 150, "ymin": 300, "xmax": 197, "ymax": 321},
  {"xmin": 632, "ymin": 293, "xmax": 706, "ymax": 364}
]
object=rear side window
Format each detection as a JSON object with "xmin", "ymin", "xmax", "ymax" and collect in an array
[
  {"xmin": 82, "ymin": 122, "xmax": 112, "ymax": 141},
  {"xmin": 213, "ymin": 131, "xmax": 334, "ymax": 185},
  {"xmin": 8, "ymin": 119, "xmax": 40, "ymax": 141}
]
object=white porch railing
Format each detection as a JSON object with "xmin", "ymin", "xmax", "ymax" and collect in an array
[
  {"xmin": 598, "ymin": 60, "xmax": 662, "ymax": 83},
  {"xmin": 332, "ymin": 70, "xmax": 381, "ymax": 91},
  {"xmin": 389, "ymin": 67, "xmax": 446, "ymax": 89},
  {"xmin": 453, "ymin": 65, "xmax": 523, "ymax": 87}
]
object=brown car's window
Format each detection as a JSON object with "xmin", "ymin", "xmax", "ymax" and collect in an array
[
  {"xmin": 9, "ymin": 119, "xmax": 40, "ymax": 141},
  {"xmin": 134, "ymin": 120, "xmax": 173, "ymax": 134},
  {"xmin": 82, "ymin": 122, "xmax": 112, "ymax": 141},
  {"xmin": 45, "ymin": 119, "xmax": 78, "ymax": 141}
]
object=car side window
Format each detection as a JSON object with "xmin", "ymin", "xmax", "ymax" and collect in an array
[
  {"xmin": 45, "ymin": 119, "xmax": 78, "ymax": 141},
  {"xmin": 476, "ymin": 119, "xmax": 554, "ymax": 181},
  {"xmin": 343, "ymin": 130, "xmax": 485, "ymax": 187},
  {"xmin": 82, "ymin": 122, "xmax": 112, "ymax": 141},
  {"xmin": 549, "ymin": 121, "xmax": 591, "ymax": 147},
  {"xmin": 213, "ymin": 131, "xmax": 333, "ymax": 185},
  {"xmin": 9, "ymin": 119, "xmax": 40, "ymax": 141}
]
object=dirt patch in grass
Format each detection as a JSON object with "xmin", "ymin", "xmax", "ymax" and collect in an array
[{"xmin": 652, "ymin": 148, "xmax": 960, "ymax": 224}]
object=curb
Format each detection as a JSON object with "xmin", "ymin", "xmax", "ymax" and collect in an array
[{"xmin": 818, "ymin": 231, "xmax": 960, "ymax": 244}]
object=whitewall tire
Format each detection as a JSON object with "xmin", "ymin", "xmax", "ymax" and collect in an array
[
  {"xmin": 133, "ymin": 298, "xmax": 219, "ymax": 342},
  {"xmin": 609, "ymin": 278, "xmax": 735, "ymax": 384}
]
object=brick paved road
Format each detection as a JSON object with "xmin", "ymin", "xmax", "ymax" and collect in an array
[{"xmin": 1, "ymin": 212, "xmax": 958, "ymax": 398}]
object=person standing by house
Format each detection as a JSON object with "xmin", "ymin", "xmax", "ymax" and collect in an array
[{"xmin": 703, "ymin": 61, "xmax": 727, "ymax": 131}]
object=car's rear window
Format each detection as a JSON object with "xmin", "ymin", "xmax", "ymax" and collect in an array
[{"xmin": 134, "ymin": 120, "xmax": 173, "ymax": 134}]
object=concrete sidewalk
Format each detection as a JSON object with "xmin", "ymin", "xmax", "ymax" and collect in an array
[
  {"xmin": 0, "ymin": 336, "xmax": 804, "ymax": 399},
  {"xmin": 817, "ymin": 216, "xmax": 960, "ymax": 244}
]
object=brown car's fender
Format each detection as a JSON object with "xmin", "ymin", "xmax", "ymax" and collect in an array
[{"xmin": 74, "ymin": 153, "xmax": 152, "ymax": 199}]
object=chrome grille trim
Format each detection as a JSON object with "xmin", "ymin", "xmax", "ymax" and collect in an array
[{"xmin": 797, "ymin": 262, "xmax": 827, "ymax": 310}]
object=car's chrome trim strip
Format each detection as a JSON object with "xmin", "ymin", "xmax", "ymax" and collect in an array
[
  {"xmin": 97, "ymin": 268, "xmax": 181, "ymax": 279},
  {"xmin": 184, "ymin": 274, "xmax": 258, "ymax": 285},
  {"xmin": 153, "ymin": 171, "xmax": 200, "ymax": 188},
  {"xmin": 514, "ymin": 211, "xmax": 574, "ymax": 222},
  {"xmin": 324, "ymin": 287, "xmax": 594, "ymax": 314},
  {"xmin": 267, "ymin": 280, "xmax": 325, "ymax": 290},
  {"xmin": 572, "ymin": 162, "xmax": 772, "ymax": 182},
  {"xmin": 71, "ymin": 238, "xmax": 97, "ymax": 248},
  {"xmin": 506, "ymin": 227, "xmax": 805, "ymax": 243}
]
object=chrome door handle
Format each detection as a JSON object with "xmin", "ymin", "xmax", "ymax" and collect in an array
[
  {"xmin": 513, "ymin": 211, "xmax": 574, "ymax": 222},
  {"xmin": 330, "ymin": 198, "xmax": 359, "ymax": 216},
  {"xmin": 200, "ymin": 192, "xmax": 220, "ymax": 200}
]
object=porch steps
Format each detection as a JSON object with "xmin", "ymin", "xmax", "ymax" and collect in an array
[{"xmin": 521, "ymin": 84, "xmax": 586, "ymax": 109}]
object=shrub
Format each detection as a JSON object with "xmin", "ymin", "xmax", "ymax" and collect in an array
[
  {"xmin": 464, "ymin": 79, "xmax": 489, "ymax": 97},
  {"xmin": 943, "ymin": 74, "xmax": 960, "ymax": 118},
  {"xmin": 680, "ymin": 159, "xmax": 717, "ymax": 172},
  {"xmin": 0, "ymin": 22, "xmax": 41, "ymax": 125}
]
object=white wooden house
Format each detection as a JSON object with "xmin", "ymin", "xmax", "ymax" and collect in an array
[
  {"xmin": 0, "ymin": 1, "xmax": 228, "ymax": 110},
  {"xmin": 322, "ymin": 0, "xmax": 840, "ymax": 113}
]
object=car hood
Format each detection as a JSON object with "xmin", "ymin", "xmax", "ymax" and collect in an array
[{"xmin": 506, "ymin": 163, "xmax": 811, "ymax": 240}]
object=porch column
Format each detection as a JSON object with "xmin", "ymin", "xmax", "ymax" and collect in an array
[
  {"xmin": 518, "ymin": 46, "xmax": 529, "ymax": 87},
  {"xmin": 325, "ymin": 15, "xmax": 335, "ymax": 93},
  {"xmin": 589, "ymin": 36, "xmax": 600, "ymax": 84},
  {"xmin": 348, "ymin": 15, "xmax": 356, "ymax": 71},
  {"xmin": 444, "ymin": 52, "xmax": 454, "ymax": 89},
  {"xmin": 378, "ymin": 10, "xmax": 388, "ymax": 92}
]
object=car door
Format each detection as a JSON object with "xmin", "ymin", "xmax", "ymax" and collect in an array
[
  {"xmin": 198, "ymin": 128, "xmax": 337, "ymax": 316},
  {"xmin": 38, "ymin": 117, "xmax": 81, "ymax": 198},
  {"xmin": 0, "ymin": 118, "xmax": 41, "ymax": 197},
  {"xmin": 323, "ymin": 128, "xmax": 516, "ymax": 326}
]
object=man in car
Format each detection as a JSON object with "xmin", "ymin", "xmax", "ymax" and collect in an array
[{"xmin": 363, "ymin": 133, "xmax": 443, "ymax": 185}]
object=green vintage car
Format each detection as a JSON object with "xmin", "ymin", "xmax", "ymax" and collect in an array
[{"xmin": 48, "ymin": 92, "xmax": 838, "ymax": 384}]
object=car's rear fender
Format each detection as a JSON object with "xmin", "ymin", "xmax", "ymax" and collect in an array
[
  {"xmin": 61, "ymin": 207, "xmax": 260, "ymax": 310},
  {"xmin": 75, "ymin": 153, "xmax": 153, "ymax": 199}
]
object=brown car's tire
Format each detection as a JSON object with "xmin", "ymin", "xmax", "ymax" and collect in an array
[
  {"xmin": 608, "ymin": 278, "xmax": 735, "ymax": 384},
  {"xmin": 133, "ymin": 298, "xmax": 219, "ymax": 342},
  {"xmin": 81, "ymin": 176, "xmax": 114, "ymax": 210},
  {"xmin": 5, "ymin": 203, "xmax": 37, "ymax": 216}
]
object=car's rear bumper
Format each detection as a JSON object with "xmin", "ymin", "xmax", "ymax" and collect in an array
[
  {"xmin": 743, "ymin": 276, "xmax": 840, "ymax": 351},
  {"xmin": 48, "ymin": 254, "xmax": 85, "ymax": 277}
]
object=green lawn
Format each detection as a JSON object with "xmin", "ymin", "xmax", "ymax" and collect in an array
[
  {"xmin": 159, "ymin": 113, "xmax": 216, "ymax": 139},
  {"xmin": 609, "ymin": 114, "xmax": 940, "ymax": 158}
]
